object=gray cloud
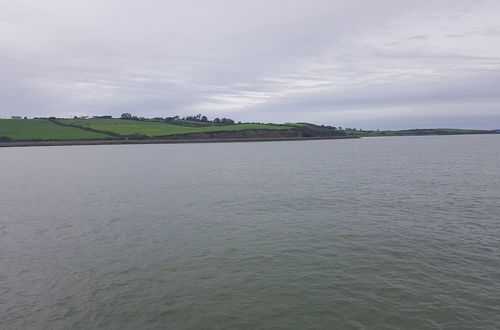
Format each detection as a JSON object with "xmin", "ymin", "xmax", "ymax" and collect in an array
[{"xmin": 1, "ymin": 0, "xmax": 499, "ymax": 129}]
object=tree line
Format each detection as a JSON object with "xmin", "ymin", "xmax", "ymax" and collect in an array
[{"xmin": 121, "ymin": 113, "xmax": 236, "ymax": 125}]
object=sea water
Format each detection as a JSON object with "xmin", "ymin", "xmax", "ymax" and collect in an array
[{"xmin": 1, "ymin": 135, "xmax": 499, "ymax": 329}]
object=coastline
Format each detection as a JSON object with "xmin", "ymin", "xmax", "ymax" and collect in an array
[
  {"xmin": 0, "ymin": 135, "xmax": 359, "ymax": 148},
  {"xmin": 354, "ymin": 132, "xmax": 498, "ymax": 138}
]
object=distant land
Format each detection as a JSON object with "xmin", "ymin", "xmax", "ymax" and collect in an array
[{"xmin": 0, "ymin": 114, "xmax": 497, "ymax": 147}]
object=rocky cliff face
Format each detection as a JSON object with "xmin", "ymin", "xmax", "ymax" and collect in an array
[{"xmin": 155, "ymin": 129, "xmax": 299, "ymax": 140}]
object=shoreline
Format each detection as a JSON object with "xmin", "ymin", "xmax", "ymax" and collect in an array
[
  {"xmin": 0, "ymin": 135, "xmax": 359, "ymax": 148},
  {"xmin": 354, "ymin": 133, "xmax": 498, "ymax": 138},
  {"xmin": 1, "ymin": 132, "xmax": 496, "ymax": 148}
]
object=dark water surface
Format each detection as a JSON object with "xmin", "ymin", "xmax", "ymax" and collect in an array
[{"xmin": 1, "ymin": 135, "xmax": 499, "ymax": 329}]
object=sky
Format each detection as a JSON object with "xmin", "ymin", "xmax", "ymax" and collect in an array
[{"xmin": 1, "ymin": 0, "xmax": 499, "ymax": 129}]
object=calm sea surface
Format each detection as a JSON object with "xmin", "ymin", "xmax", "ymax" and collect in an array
[{"xmin": 1, "ymin": 135, "xmax": 499, "ymax": 329}]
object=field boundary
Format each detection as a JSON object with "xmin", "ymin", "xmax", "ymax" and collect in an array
[{"xmin": 50, "ymin": 119, "xmax": 119, "ymax": 138}]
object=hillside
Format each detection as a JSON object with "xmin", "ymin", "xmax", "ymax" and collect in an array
[
  {"xmin": 2, "ymin": 118, "xmax": 493, "ymax": 145},
  {"xmin": 0, "ymin": 119, "xmax": 113, "ymax": 141},
  {"xmin": 0, "ymin": 118, "xmax": 346, "ymax": 142},
  {"xmin": 57, "ymin": 119, "xmax": 298, "ymax": 138}
]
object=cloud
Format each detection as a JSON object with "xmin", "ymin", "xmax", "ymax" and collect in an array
[{"xmin": 0, "ymin": 0, "xmax": 499, "ymax": 128}]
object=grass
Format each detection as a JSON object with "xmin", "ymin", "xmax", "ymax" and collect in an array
[
  {"xmin": 161, "ymin": 119, "xmax": 219, "ymax": 127},
  {"xmin": 58, "ymin": 119, "xmax": 296, "ymax": 137},
  {"xmin": 0, "ymin": 119, "xmax": 114, "ymax": 141},
  {"xmin": 2, "ymin": 119, "xmax": 490, "ymax": 142}
]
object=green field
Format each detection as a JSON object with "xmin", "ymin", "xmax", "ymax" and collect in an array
[
  {"xmin": 59, "ymin": 119, "xmax": 295, "ymax": 137},
  {"xmin": 0, "ymin": 119, "xmax": 113, "ymax": 141},
  {"xmin": 3, "ymin": 118, "xmax": 488, "ymax": 142},
  {"xmin": 163, "ymin": 119, "xmax": 219, "ymax": 127}
]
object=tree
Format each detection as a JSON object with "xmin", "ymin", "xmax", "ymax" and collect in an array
[
  {"xmin": 121, "ymin": 113, "xmax": 132, "ymax": 119},
  {"xmin": 214, "ymin": 117, "xmax": 221, "ymax": 124},
  {"xmin": 220, "ymin": 118, "xmax": 235, "ymax": 125}
]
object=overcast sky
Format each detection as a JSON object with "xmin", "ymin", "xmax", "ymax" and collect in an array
[{"xmin": 1, "ymin": 0, "xmax": 499, "ymax": 129}]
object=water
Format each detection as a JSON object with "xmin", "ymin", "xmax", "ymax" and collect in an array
[{"xmin": 1, "ymin": 135, "xmax": 499, "ymax": 329}]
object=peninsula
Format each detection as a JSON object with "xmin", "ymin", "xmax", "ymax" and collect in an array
[{"xmin": 0, "ymin": 114, "xmax": 495, "ymax": 147}]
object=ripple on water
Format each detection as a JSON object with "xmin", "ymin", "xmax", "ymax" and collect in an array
[{"xmin": 1, "ymin": 136, "xmax": 500, "ymax": 329}]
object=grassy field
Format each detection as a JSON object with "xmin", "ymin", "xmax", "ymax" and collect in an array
[
  {"xmin": 162, "ymin": 119, "xmax": 219, "ymax": 127},
  {"xmin": 58, "ymin": 119, "xmax": 296, "ymax": 137},
  {"xmin": 3, "ymin": 119, "xmax": 489, "ymax": 142},
  {"xmin": 0, "ymin": 119, "xmax": 113, "ymax": 141}
]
